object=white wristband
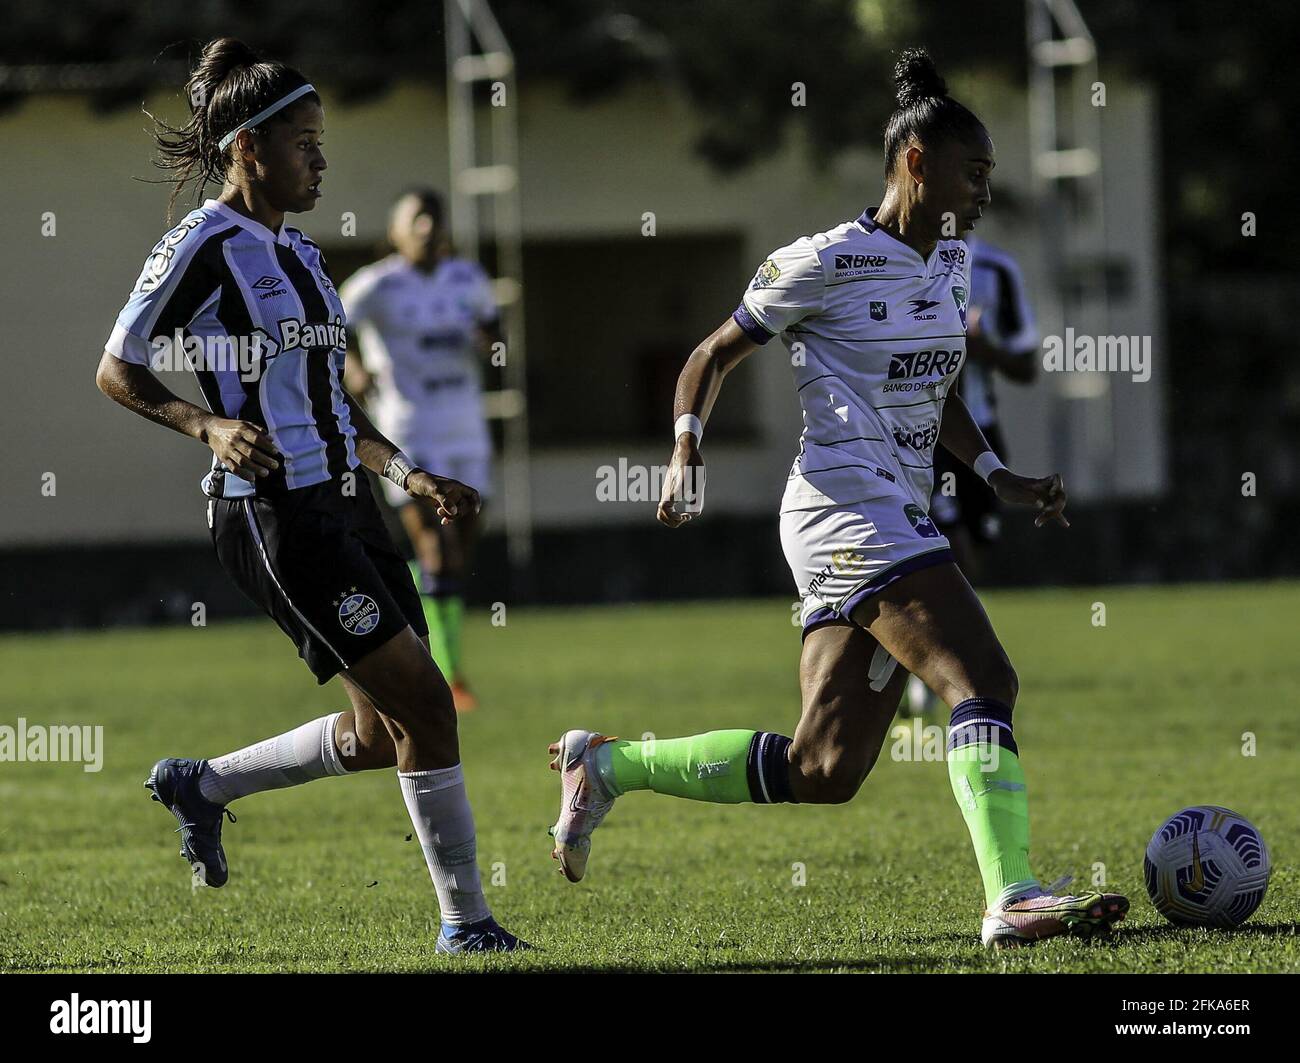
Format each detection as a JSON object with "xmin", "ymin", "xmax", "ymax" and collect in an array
[
  {"xmin": 384, "ymin": 450, "xmax": 416, "ymax": 491},
  {"xmin": 674, "ymin": 413, "xmax": 703, "ymax": 444},
  {"xmin": 973, "ymin": 451, "xmax": 1007, "ymax": 483}
]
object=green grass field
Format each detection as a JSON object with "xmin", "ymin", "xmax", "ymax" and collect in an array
[{"xmin": 1, "ymin": 582, "xmax": 1297, "ymax": 973}]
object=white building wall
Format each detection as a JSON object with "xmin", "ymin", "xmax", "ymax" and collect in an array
[{"xmin": 0, "ymin": 76, "xmax": 1163, "ymax": 547}]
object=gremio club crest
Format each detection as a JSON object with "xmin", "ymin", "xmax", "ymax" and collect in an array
[{"xmin": 952, "ymin": 284, "xmax": 968, "ymax": 329}]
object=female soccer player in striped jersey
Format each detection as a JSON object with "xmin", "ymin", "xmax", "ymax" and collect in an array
[
  {"xmin": 95, "ymin": 37, "xmax": 523, "ymax": 953},
  {"xmin": 547, "ymin": 49, "xmax": 1127, "ymax": 948}
]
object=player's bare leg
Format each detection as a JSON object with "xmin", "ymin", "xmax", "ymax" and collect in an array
[
  {"xmin": 150, "ymin": 629, "xmax": 521, "ymax": 949},
  {"xmin": 401, "ymin": 498, "xmax": 480, "ymax": 711},
  {"xmin": 146, "ymin": 671, "xmax": 395, "ymax": 889},
  {"xmin": 547, "ymin": 621, "xmax": 910, "ymax": 882},
  {"xmin": 145, "ymin": 636, "xmax": 416, "ymax": 887},
  {"xmin": 344, "ymin": 627, "xmax": 459, "ymax": 771},
  {"xmin": 334, "ymin": 673, "xmax": 398, "ymax": 770},
  {"xmin": 344, "ymin": 627, "xmax": 525, "ymax": 951},
  {"xmin": 900, "ymin": 522, "xmax": 972, "ymax": 719},
  {"xmin": 788, "ymin": 620, "xmax": 911, "ymax": 804},
  {"xmin": 851, "ymin": 561, "xmax": 1128, "ymax": 947}
]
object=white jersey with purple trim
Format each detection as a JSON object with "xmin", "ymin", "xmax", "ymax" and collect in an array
[
  {"xmin": 340, "ymin": 254, "xmax": 496, "ymax": 458},
  {"xmin": 734, "ymin": 208, "xmax": 971, "ymax": 514}
]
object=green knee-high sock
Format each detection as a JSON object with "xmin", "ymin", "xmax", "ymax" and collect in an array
[
  {"xmin": 409, "ymin": 561, "xmax": 453, "ymax": 677},
  {"xmin": 593, "ymin": 729, "xmax": 796, "ymax": 804},
  {"xmin": 437, "ymin": 595, "xmax": 464, "ymax": 678},
  {"xmin": 947, "ymin": 700, "xmax": 1037, "ymax": 907}
]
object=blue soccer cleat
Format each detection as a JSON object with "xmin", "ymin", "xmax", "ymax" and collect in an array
[
  {"xmin": 435, "ymin": 917, "xmax": 530, "ymax": 955},
  {"xmin": 144, "ymin": 757, "xmax": 235, "ymax": 887}
]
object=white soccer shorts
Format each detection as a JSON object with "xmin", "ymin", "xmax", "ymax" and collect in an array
[{"xmin": 780, "ymin": 494, "xmax": 953, "ymax": 637}]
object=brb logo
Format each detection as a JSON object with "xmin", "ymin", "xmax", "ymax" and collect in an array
[
  {"xmin": 834, "ymin": 254, "xmax": 888, "ymax": 270},
  {"xmin": 888, "ymin": 349, "xmax": 963, "ymax": 379},
  {"xmin": 336, "ymin": 589, "xmax": 381, "ymax": 636},
  {"xmin": 886, "ymin": 349, "xmax": 963, "ymax": 388}
]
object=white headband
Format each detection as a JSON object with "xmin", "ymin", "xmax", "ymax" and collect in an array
[{"xmin": 218, "ymin": 83, "xmax": 317, "ymax": 151}]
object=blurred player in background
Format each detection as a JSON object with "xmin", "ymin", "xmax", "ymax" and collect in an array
[
  {"xmin": 931, "ymin": 235, "xmax": 1038, "ymax": 578},
  {"xmin": 342, "ymin": 189, "xmax": 499, "ymax": 712},
  {"xmin": 905, "ymin": 235, "xmax": 1039, "ymax": 717},
  {"xmin": 545, "ymin": 48, "xmax": 1127, "ymax": 948}
]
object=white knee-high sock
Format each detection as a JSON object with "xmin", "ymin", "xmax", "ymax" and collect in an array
[
  {"xmin": 198, "ymin": 712, "xmax": 350, "ymax": 805},
  {"xmin": 398, "ymin": 765, "xmax": 491, "ymax": 927}
]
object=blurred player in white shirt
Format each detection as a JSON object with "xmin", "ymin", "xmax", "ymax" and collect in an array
[
  {"xmin": 341, "ymin": 188, "xmax": 499, "ymax": 711},
  {"xmin": 931, "ymin": 236, "xmax": 1039, "ymax": 580},
  {"xmin": 906, "ymin": 235, "xmax": 1040, "ymax": 718}
]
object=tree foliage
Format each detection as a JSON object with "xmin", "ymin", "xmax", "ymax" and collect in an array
[{"xmin": 2, "ymin": 0, "xmax": 1294, "ymax": 273}]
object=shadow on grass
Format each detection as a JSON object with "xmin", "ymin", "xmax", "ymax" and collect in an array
[
  {"xmin": 583, "ymin": 955, "xmax": 991, "ymax": 973},
  {"xmin": 8, "ymin": 953, "xmax": 988, "ymax": 974},
  {"xmin": 23, "ymin": 924, "xmax": 1293, "ymax": 974},
  {"xmin": 1105, "ymin": 921, "xmax": 1299, "ymax": 946}
]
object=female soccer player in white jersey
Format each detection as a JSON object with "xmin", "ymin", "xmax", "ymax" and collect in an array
[
  {"xmin": 547, "ymin": 49, "xmax": 1127, "ymax": 948},
  {"xmin": 341, "ymin": 189, "xmax": 499, "ymax": 712},
  {"xmin": 94, "ymin": 38, "xmax": 523, "ymax": 953}
]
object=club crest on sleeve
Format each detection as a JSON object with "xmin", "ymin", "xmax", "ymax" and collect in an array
[
  {"xmin": 137, "ymin": 215, "xmax": 205, "ymax": 294},
  {"xmin": 750, "ymin": 259, "xmax": 781, "ymax": 289}
]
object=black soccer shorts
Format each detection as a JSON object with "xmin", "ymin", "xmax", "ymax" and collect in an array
[{"xmin": 210, "ymin": 471, "xmax": 428, "ymax": 683}]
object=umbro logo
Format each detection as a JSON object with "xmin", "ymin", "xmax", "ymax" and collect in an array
[{"xmin": 251, "ymin": 274, "xmax": 288, "ymax": 300}]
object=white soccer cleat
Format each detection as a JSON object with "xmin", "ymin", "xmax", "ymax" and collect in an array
[
  {"xmin": 547, "ymin": 729, "xmax": 617, "ymax": 883},
  {"xmin": 980, "ymin": 878, "xmax": 1129, "ymax": 949}
]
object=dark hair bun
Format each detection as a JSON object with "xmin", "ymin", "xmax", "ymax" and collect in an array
[
  {"xmin": 894, "ymin": 47, "xmax": 947, "ymax": 107},
  {"xmin": 197, "ymin": 37, "xmax": 261, "ymax": 90}
]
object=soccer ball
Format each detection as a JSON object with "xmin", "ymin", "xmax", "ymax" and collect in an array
[{"xmin": 1143, "ymin": 806, "xmax": 1271, "ymax": 928}]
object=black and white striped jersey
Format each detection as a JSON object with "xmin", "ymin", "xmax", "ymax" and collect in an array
[
  {"xmin": 960, "ymin": 237, "xmax": 1038, "ymax": 430},
  {"xmin": 106, "ymin": 198, "xmax": 357, "ymax": 499}
]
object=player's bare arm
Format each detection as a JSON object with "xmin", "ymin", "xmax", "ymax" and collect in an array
[
  {"xmin": 342, "ymin": 390, "xmax": 479, "ymax": 523},
  {"xmin": 94, "ymin": 352, "xmax": 281, "ymax": 482},
  {"xmin": 938, "ymin": 390, "xmax": 1067, "ymax": 528},
  {"xmin": 342, "ymin": 346, "xmax": 374, "ymax": 398},
  {"xmin": 656, "ymin": 316, "xmax": 758, "ymax": 528}
]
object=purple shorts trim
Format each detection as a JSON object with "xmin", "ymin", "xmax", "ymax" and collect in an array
[
  {"xmin": 800, "ymin": 547, "xmax": 954, "ymax": 639},
  {"xmin": 733, "ymin": 302, "xmax": 774, "ymax": 345}
]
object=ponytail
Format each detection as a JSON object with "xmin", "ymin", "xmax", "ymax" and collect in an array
[{"xmin": 148, "ymin": 37, "xmax": 316, "ymax": 219}]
